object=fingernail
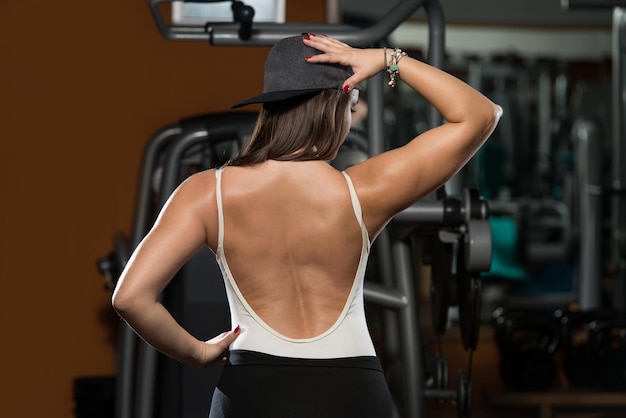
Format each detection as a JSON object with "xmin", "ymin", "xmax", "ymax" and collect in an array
[
  {"xmin": 310, "ymin": 33, "xmax": 317, "ymax": 37},
  {"xmin": 303, "ymin": 36, "xmax": 310, "ymax": 41},
  {"xmin": 234, "ymin": 325, "xmax": 240, "ymax": 334},
  {"xmin": 343, "ymin": 85, "xmax": 350, "ymax": 93},
  {"xmin": 305, "ymin": 55, "xmax": 312, "ymax": 61},
  {"xmin": 322, "ymin": 34, "xmax": 328, "ymax": 37}
]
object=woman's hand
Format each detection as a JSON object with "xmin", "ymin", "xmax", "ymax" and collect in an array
[
  {"xmin": 303, "ymin": 35, "xmax": 385, "ymax": 91},
  {"xmin": 191, "ymin": 326, "xmax": 241, "ymax": 369}
]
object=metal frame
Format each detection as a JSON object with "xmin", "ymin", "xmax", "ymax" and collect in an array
[
  {"xmin": 562, "ymin": 0, "xmax": 626, "ymax": 313},
  {"xmin": 572, "ymin": 120, "xmax": 603, "ymax": 310},
  {"xmin": 115, "ymin": 123, "xmax": 181, "ymax": 418},
  {"xmin": 149, "ymin": 0, "xmax": 436, "ymax": 47},
  {"xmin": 612, "ymin": 7, "xmax": 626, "ymax": 310}
]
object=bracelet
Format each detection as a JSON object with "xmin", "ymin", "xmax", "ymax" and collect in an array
[{"xmin": 386, "ymin": 47, "xmax": 407, "ymax": 88}]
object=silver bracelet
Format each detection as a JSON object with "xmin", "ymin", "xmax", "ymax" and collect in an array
[{"xmin": 386, "ymin": 47, "xmax": 407, "ymax": 88}]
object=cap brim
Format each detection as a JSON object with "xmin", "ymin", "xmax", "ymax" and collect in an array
[{"xmin": 231, "ymin": 88, "xmax": 324, "ymax": 109}]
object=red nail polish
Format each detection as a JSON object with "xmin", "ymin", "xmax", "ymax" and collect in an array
[
  {"xmin": 322, "ymin": 34, "xmax": 328, "ymax": 37},
  {"xmin": 343, "ymin": 85, "xmax": 350, "ymax": 93},
  {"xmin": 234, "ymin": 325, "xmax": 240, "ymax": 334},
  {"xmin": 305, "ymin": 56, "xmax": 312, "ymax": 61},
  {"xmin": 310, "ymin": 33, "xmax": 317, "ymax": 37},
  {"xmin": 302, "ymin": 35, "xmax": 310, "ymax": 41}
]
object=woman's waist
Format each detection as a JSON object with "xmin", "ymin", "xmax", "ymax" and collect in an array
[
  {"xmin": 229, "ymin": 316, "xmax": 377, "ymax": 359},
  {"xmin": 226, "ymin": 349, "xmax": 383, "ymax": 372}
]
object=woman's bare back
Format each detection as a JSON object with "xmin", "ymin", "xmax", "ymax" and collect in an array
[{"xmin": 214, "ymin": 160, "xmax": 366, "ymax": 339}]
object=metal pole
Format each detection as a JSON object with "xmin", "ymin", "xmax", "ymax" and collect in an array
[
  {"xmin": 392, "ymin": 238, "xmax": 423, "ymax": 418},
  {"xmin": 326, "ymin": 0, "xmax": 342, "ymax": 24},
  {"xmin": 562, "ymin": 0, "xmax": 626, "ymax": 8},
  {"xmin": 612, "ymin": 7, "xmax": 626, "ymax": 310},
  {"xmin": 148, "ymin": 0, "xmax": 428, "ymax": 46},
  {"xmin": 573, "ymin": 119, "xmax": 603, "ymax": 310},
  {"xmin": 116, "ymin": 124, "xmax": 181, "ymax": 418}
]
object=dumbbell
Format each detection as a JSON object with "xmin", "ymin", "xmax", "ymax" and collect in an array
[
  {"xmin": 589, "ymin": 319, "xmax": 626, "ymax": 391},
  {"xmin": 493, "ymin": 308, "xmax": 560, "ymax": 391},
  {"xmin": 556, "ymin": 308, "xmax": 618, "ymax": 388}
]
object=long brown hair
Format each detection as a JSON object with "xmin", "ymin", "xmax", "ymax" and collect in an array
[{"xmin": 228, "ymin": 89, "xmax": 351, "ymax": 166}]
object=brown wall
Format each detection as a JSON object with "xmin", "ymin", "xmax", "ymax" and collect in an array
[{"xmin": 0, "ymin": 1, "xmax": 324, "ymax": 417}]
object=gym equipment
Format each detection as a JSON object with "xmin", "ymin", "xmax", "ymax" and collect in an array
[
  {"xmin": 467, "ymin": 61, "xmax": 532, "ymax": 198},
  {"xmin": 556, "ymin": 308, "xmax": 621, "ymax": 387},
  {"xmin": 331, "ymin": 131, "xmax": 369, "ymax": 171},
  {"xmin": 589, "ymin": 319, "xmax": 626, "ymax": 390},
  {"xmin": 423, "ymin": 370, "xmax": 472, "ymax": 418},
  {"xmin": 426, "ymin": 231, "xmax": 455, "ymax": 336},
  {"xmin": 231, "ymin": 1, "xmax": 255, "ymax": 40},
  {"xmin": 457, "ymin": 242, "xmax": 482, "ymax": 352},
  {"xmin": 612, "ymin": 6, "xmax": 626, "ymax": 312},
  {"xmin": 97, "ymin": 232, "xmax": 130, "ymax": 291},
  {"xmin": 562, "ymin": 0, "xmax": 626, "ymax": 330},
  {"xmin": 73, "ymin": 376, "xmax": 116, "ymax": 418},
  {"xmin": 562, "ymin": 0, "xmax": 626, "ymax": 9},
  {"xmin": 150, "ymin": 0, "xmax": 441, "ymax": 48},
  {"xmin": 422, "ymin": 341, "xmax": 449, "ymax": 390},
  {"xmin": 107, "ymin": 112, "xmax": 258, "ymax": 418},
  {"xmin": 412, "ymin": 187, "xmax": 490, "ymax": 416},
  {"xmin": 572, "ymin": 120, "xmax": 604, "ymax": 310},
  {"xmin": 144, "ymin": 113, "xmax": 256, "ymax": 418},
  {"xmin": 100, "ymin": 2, "xmax": 495, "ymax": 418},
  {"xmin": 420, "ymin": 188, "xmax": 490, "ymax": 341},
  {"xmin": 493, "ymin": 308, "xmax": 560, "ymax": 392},
  {"xmin": 519, "ymin": 198, "xmax": 572, "ymax": 264}
]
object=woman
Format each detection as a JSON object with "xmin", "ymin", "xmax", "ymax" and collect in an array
[{"xmin": 112, "ymin": 34, "xmax": 501, "ymax": 417}]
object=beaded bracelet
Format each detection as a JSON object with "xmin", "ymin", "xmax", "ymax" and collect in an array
[{"xmin": 386, "ymin": 47, "xmax": 407, "ymax": 88}]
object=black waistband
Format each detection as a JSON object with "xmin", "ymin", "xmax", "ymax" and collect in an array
[{"xmin": 226, "ymin": 350, "xmax": 383, "ymax": 372}]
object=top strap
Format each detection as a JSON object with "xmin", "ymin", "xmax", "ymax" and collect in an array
[
  {"xmin": 341, "ymin": 171, "xmax": 365, "ymax": 230},
  {"xmin": 215, "ymin": 168, "xmax": 225, "ymax": 249}
]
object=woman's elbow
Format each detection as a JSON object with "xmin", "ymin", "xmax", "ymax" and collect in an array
[
  {"xmin": 111, "ymin": 287, "xmax": 134, "ymax": 315},
  {"xmin": 472, "ymin": 102, "xmax": 502, "ymax": 143},
  {"xmin": 492, "ymin": 103, "xmax": 503, "ymax": 125}
]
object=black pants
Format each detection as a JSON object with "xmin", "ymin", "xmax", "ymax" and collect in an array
[{"xmin": 209, "ymin": 350, "xmax": 393, "ymax": 418}]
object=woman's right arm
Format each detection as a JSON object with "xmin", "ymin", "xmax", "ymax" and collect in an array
[
  {"xmin": 304, "ymin": 36, "xmax": 502, "ymax": 239},
  {"xmin": 111, "ymin": 171, "xmax": 239, "ymax": 368}
]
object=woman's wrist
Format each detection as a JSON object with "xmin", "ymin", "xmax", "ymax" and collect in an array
[
  {"xmin": 382, "ymin": 47, "xmax": 408, "ymax": 87},
  {"xmin": 188, "ymin": 339, "xmax": 209, "ymax": 369},
  {"xmin": 382, "ymin": 47, "xmax": 390, "ymax": 73}
]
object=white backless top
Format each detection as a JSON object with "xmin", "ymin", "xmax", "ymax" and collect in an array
[{"xmin": 214, "ymin": 168, "xmax": 376, "ymax": 359}]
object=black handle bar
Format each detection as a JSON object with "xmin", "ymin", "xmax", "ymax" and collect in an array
[{"xmin": 148, "ymin": 0, "xmax": 443, "ymax": 47}]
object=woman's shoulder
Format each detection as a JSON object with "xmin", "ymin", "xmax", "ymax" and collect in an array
[
  {"xmin": 168, "ymin": 168, "xmax": 218, "ymax": 207},
  {"xmin": 182, "ymin": 168, "xmax": 217, "ymax": 188}
]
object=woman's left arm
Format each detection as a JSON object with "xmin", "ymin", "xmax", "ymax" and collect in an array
[{"xmin": 111, "ymin": 170, "xmax": 239, "ymax": 368}]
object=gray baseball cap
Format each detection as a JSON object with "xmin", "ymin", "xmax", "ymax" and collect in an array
[{"xmin": 231, "ymin": 35, "xmax": 355, "ymax": 109}]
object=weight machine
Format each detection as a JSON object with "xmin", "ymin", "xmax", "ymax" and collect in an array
[
  {"xmin": 98, "ymin": 1, "xmax": 494, "ymax": 417},
  {"xmin": 561, "ymin": 0, "xmax": 626, "ymax": 311}
]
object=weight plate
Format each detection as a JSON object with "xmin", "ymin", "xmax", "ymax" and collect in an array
[
  {"xmin": 457, "ymin": 241, "xmax": 482, "ymax": 351},
  {"xmin": 463, "ymin": 187, "xmax": 488, "ymax": 221},
  {"xmin": 465, "ymin": 219, "xmax": 492, "ymax": 273},
  {"xmin": 430, "ymin": 235, "xmax": 455, "ymax": 335}
]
